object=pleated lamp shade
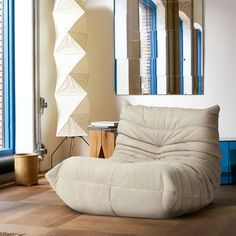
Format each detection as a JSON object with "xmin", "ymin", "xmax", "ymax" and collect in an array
[{"xmin": 53, "ymin": 0, "xmax": 89, "ymax": 137}]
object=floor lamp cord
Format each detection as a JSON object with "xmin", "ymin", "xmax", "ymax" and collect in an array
[
  {"xmin": 81, "ymin": 136, "xmax": 89, "ymax": 145},
  {"xmin": 50, "ymin": 136, "xmax": 89, "ymax": 169}
]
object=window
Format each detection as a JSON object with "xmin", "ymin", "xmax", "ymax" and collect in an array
[
  {"xmin": 139, "ymin": 0, "xmax": 157, "ymax": 95},
  {"xmin": 197, "ymin": 29, "xmax": 203, "ymax": 94},
  {"xmin": 0, "ymin": 0, "xmax": 15, "ymax": 157},
  {"xmin": 179, "ymin": 18, "xmax": 184, "ymax": 95}
]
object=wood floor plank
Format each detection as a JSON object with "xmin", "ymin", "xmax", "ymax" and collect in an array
[
  {"xmin": 0, "ymin": 178, "xmax": 236, "ymax": 236},
  {"xmin": 0, "ymin": 201, "xmax": 37, "ymax": 220},
  {"xmin": 22, "ymin": 189, "xmax": 64, "ymax": 206},
  {"xmin": 45, "ymin": 228, "xmax": 130, "ymax": 236},
  {"xmin": 166, "ymin": 215, "xmax": 232, "ymax": 236},
  {"xmin": 1, "ymin": 205, "xmax": 79, "ymax": 227},
  {"xmin": 0, "ymin": 185, "xmax": 48, "ymax": 202},
  {"xmin": 0, "ymin": 223, "xmax": 54, "ymax": 236},
  {"xmin": 60, "ymin": 214, "xmax": 178, "ymax": 236}
]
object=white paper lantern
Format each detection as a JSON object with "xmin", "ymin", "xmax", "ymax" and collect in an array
[{"xmin": 53, "ymin": 0, "xmax": 89, "ymax": 137}]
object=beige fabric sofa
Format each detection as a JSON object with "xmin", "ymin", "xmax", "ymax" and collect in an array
[{"xmin": 46, "ymin": 102, "xmax": 221, "ymax": 218}]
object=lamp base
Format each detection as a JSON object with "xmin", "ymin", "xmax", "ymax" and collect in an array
[{"xmin": 50, "ymin": 136, "xmax": 89, "ymax": 168}]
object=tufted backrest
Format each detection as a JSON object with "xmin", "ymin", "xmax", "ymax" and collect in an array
[{"xmin": 113, "ymin": 102, "xmax": 221, "ymax": 163}]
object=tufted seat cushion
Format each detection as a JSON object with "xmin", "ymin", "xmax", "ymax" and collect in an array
[{"xmin": 46, "ymin": 102, "xmax": 221, "ymax": 218}]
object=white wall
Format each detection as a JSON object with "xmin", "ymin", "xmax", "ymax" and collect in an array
[
  {"xmin": 15, "ymin": 0, "xmax": 34, "ymax": 153},
  {"xmin": 15, "ymin": 0, "xmax": 69, "ymax": 171},
  {"xmin": 23, "ymin": 0, "xmax": 236, "ymax": 169},
  {"xmin": 39, "ymin": 0, "xmax": 72, "ymax": 171},
  {"xmin": 85, "ymin": 0, "xmax": 236, "ymax": 141},
  {"xmin": 194, "ymin": 0, "xmax": 203, "ymax": 27}
]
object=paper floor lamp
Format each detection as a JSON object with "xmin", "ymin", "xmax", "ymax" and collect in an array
[{"xmin": 51, "ymin": 0, "xmax": 89, "ymax": 167}]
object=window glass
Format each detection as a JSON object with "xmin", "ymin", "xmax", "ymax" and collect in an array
[{"xmin": 0, "ymin": 0, "xmax": 15, "ymax": 157}]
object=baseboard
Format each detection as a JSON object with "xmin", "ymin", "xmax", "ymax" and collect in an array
[
  {"xmin": 0, "ymin": 172, "xmax": 15, "ymax": 188},
  {"xmin": 0, "ymin": 156, "xmax": 14, "ymax": 174}
]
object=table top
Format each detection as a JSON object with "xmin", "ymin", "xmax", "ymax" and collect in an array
[
  {"xmin": 88, "ymin": 125, "xmax": 118, "ymax": 131},
  {"xmin": 220, "ymin": 137, "xmax": 236, "ymax": 141}
]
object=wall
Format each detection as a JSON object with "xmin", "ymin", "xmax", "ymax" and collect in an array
[
  {"xmin": 38, "ymin": 0, "xmax": 236, "ymax": 167},
  {"xmin": 194, "ymin": 0, "xmax": 203, "ymax": 26},
  {"xmin": 15, "ymin": 0, "xmax": 69, "ymax": 171},
  {"xmin": 85, "ymin": 0, "xmax": 236, "ymax": 139},
  {"xmin": 15, "ymin": 0, "xmax": 34, "ymax": 153},
  {"xmin": 39, "ymin": 0, "xmax": 71, "ymax": 171}
]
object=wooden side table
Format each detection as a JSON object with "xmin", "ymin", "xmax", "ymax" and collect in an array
[{"xmin": 88, "ymin": 127, "xmax": 117, "ymax": 158}]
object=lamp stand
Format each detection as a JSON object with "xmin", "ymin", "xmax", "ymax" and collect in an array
[{"xmin": 50, "ymin": 136, "xmax": 89, "ymax": 168}]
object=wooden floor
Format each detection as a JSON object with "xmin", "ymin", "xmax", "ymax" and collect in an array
[{"xmin": 0, "ymin": 178, "xmax": 236, "ymax": 236}]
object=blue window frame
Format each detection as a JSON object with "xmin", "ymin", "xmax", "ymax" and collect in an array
[
  {"xmin": 140, "ymin": 0, "xmax": 157, "ymax": 94},
  {"xmin": 179, "ymin": 19, "xmax": 184, "ymax": 95},
  {"xmin": 0, "ymin": 0, "xmax": 15, "ymax": 157},
  {"xmin": 220, "ymin": 141, "xmax": 236, "ymax": 185},
  {"xmin": 197, "ymin": 29, "xmax": 202, "ymax": 95}
]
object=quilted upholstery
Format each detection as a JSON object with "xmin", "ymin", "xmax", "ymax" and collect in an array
[{"xmin": 46, "ymin": 102, "xmax": 221, "ymax": 218}]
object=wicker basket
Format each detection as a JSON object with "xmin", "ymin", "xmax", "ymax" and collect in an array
[{"xmin": 14, "ymin": 153, "xmax": 39, "ymax": 186}]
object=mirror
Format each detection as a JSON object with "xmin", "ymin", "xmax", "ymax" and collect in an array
[{"xmin": 114, "ymin": 0, "xmax": 203, "ymax": 95}]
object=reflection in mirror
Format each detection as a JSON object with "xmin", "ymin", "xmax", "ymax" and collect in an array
[{"xmin": 114, "ymin": 0, "xmax": 203, "ymax": 95}]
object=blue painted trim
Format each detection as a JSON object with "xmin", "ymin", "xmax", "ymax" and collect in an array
[
  {"xmin": 228, "ymin": 142, "xmax": 236, "ymax": 184},
  {"xmin": 151, "ymin": 6, "xmax": 157, "ymax": 95},
  {"xmin": 9, "ymin": 0, "xmax": 15, "ymax": 154},
  {"xmin": 220, "ymin": 141, "xmax": 229, "ymax": 184},
  {"xmin": 220, "ymin": 141, "xmax": 236, "ymax": 185},
  {"xmin": 179, "ymin": 19, "xmax": 184, "ymax": 95},
  {"xmin": 0, "ymin": 149, "xmax": 15, "ymax": 157},
  {"xmin": 197, "ymin": 29, "xmax": 202, "ymax": 95},
  {"xmin": 3, "ymin": 0, "xmax": 9, "ymax": 149},
  {"xmin": 140, "ymin": 0, "xmax": 157, "ymax": 95},
  {"xmin": 0, "ymin": 0, "xmax": 15, "ymax": 156}
]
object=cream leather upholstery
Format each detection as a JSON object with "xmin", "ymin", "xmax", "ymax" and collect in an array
[{"xmin": 46, "ymin": 102, "xmax": 221, "ymax": 218}]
